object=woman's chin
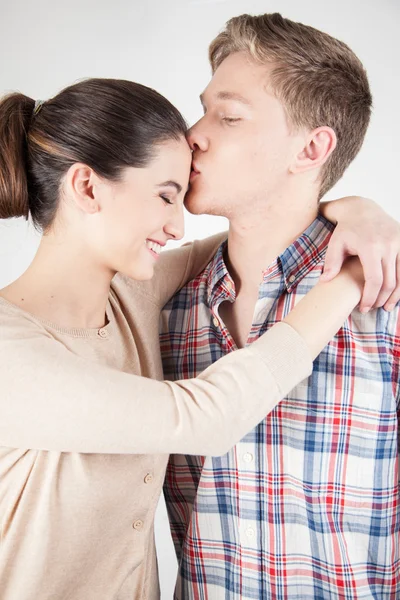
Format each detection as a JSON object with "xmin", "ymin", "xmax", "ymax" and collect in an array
[{"xmin": 122, "ymin": 263, "xmax": 155, "ymax": 282}]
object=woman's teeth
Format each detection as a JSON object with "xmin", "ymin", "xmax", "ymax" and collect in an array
[{"xmin": 146, "ymin": 240, "xmax": 162, "ymax": 255}]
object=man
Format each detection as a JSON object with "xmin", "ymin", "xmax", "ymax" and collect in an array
[{"xmin": 160, "ymin": 13, "xmax": 399, "ymax": 599}]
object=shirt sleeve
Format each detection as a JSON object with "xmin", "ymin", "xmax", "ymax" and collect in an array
[
  {"xmin": 0, "ymin": 320, "xmax": 311, "ymax": 454},
  {"xmin": 163, "ymin": 453, "xmax": 204, "ymax": 562},
  {"xmin": 134, "ymin": 232, "xmax": 227, "ymax": 308},
  {"xmin": 390, "ymin": 305, "xmax": 400, "ymax": 410}
]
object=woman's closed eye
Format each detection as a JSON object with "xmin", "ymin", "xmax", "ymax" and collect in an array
[{"xmin": 160, "ymin": 194, "xmax": 173, "ymax": 205}]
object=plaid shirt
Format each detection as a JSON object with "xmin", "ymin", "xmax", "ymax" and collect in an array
[{"xmin": 160, "ymin": 216, "xmax": 400, "ymax": 600}]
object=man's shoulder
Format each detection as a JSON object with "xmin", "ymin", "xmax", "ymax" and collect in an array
[
  {"xmin": 337, "ymin": 303, "xmax": 400, "ymax": 367},
  {"xmin": 348, "ymin": 302, "xmax": 400, "ymax": 334}
]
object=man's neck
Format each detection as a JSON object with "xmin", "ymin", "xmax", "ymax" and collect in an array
[
  {"xmin": 226, "ymin": 198, "xmax": 318, "ymax": 293},
  {"xmin": 218, "ymin": 193, "xmax": 318, "ymax": 349}
]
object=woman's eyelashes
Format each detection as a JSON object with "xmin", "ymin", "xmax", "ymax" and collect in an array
[{"xmin": 160, "ymin": 194, "xmax": 173, "ymax": 205}]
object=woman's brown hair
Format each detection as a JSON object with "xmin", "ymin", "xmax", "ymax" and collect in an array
[{"xmin": 0, "ymin": 79, "xmax": 187, "ymax": 230}]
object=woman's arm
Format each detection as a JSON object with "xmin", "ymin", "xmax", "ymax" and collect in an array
[
  {"xmin": 284, "ymin": 257, "xmax": 363, "ymax": 357},
  {"xmin": 0, "ymin": 263, "xmax": 362, "ymax": 456}
]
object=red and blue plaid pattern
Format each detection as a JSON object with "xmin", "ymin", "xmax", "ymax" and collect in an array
[{"xmin": 160, "ymin": 216, "xmax": 400, "ymax": 599}]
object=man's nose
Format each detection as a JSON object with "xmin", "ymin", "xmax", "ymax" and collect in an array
[{"xmin": 186, "ymin": 124, "xmax": 209, "ymax": 152}]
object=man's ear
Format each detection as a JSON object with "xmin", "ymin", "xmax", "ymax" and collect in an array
[
  {"xmin": 64, "ymin": 163, "xmax": 101, "ymax": 215},
  {"xmin": 290, "ymin": 126, "xmax": 337, "ymax": 174}
]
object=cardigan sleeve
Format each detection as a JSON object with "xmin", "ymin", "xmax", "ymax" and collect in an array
[
  {"xmin": 0, "ymin": 318, "xmax": 311, "ymax": 455},
  {"xmin": 133, "ymin": 232, "xmax": 227, "ymax": 308}
]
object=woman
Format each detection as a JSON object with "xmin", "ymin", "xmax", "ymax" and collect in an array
[{"xmin": 0, "ymin": 79, "xmax": 390, "ymax": 599}]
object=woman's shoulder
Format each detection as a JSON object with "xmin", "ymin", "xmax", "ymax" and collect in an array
[{"xmin": 0, "ymin": 297, "xmax": 49, "ymax": 337}]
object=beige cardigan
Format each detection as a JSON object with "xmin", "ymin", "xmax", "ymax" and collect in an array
[{"xmin": 0, "ymin": 236, "xmax": 312, "ymax": 600}]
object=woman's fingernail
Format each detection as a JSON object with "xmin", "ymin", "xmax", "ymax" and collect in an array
[
  {"xmin": 360, "ymin": 306, "xmax": 370, "ymax": 314},
  {"xmin": 386, "ymin": 303, "xmax": 395, "ymax": 312}
]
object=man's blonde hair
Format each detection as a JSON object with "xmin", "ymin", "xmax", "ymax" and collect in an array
[{"xmin": 209, "ymin": 13, "xmax": 372, "ymax": 198}]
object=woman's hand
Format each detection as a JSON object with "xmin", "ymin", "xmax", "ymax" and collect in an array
[{"xmin": 320, "ymin": 196, "xmax": 400, "ymax": 313}]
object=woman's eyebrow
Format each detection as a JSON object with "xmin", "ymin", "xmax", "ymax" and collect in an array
[{"xmin": 156, "ymin": 181, "xmax": 182, "ymax": 193}]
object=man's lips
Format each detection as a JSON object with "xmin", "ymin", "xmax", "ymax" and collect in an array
[{"xmin": 190, "ymin": 162, "xmax": 200, "ymax": 182}]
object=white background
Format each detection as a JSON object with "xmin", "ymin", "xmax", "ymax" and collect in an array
[{"xmin": 1, "ymin": 0, "xmax": 399, "ymax": 596}]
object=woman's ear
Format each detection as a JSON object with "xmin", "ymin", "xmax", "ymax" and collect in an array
[
  {"xmin": 290, "ymin": 126, "xmax": 337, "ymax": 174},
  {"xmin": 64, "ymin": 163, "xmax": 101, "ymax": 215}
]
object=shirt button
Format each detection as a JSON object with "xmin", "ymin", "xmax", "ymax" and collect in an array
[
  {"xmin": 213, "ymin": 316, "xmax": 219, "ymax": 328},
  {"xmin": 246, "ymin": 527, "xmax": 255, "ymax": 538},
  {"xmin": 144, "ymin": 473, "xmax": 153, "ymax": 484},
  {"xmin": 288, "ymin": 275, "xmax": 296, "ymax": 283},
  {"xmin": 243, "ymin": 452, "xmax": 254, "ymax": 463},
  {"xmin": 132, "ymin": 519, "xmax": 143, "ymax": 531},
  {"xmin": 226, "ymin": 280, "xmax": 233, "ymax": 290},
  {"xmin": 98, "ymin": 328, "xmax": 108, "ymax": 338}
]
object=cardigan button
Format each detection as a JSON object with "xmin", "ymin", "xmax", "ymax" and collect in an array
[{"xmin": 132, "ymin": 520, "xmax": 143, "ymax": 531}]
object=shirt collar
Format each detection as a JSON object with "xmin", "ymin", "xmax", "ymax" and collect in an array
[
  {"xmin": 206, "ymin": 214, "xmax": 334, "ymax": 302},
  {"xmin": 206, "ymin": 240, "xmax": 232, "ymax": 305},
  {"xmin": 278, "ymin": 214, "xmax": 334, "ymax": 292}
]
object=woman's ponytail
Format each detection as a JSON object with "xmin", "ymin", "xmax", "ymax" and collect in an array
[{"xmin": 0, "ymin": 93, "xmax": 35, "ymax": 220}]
